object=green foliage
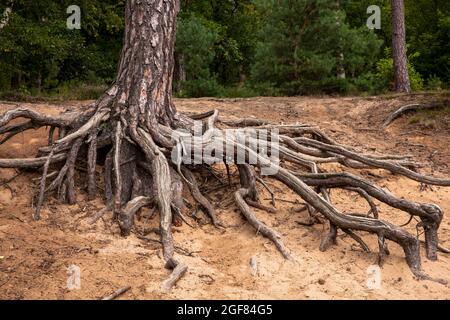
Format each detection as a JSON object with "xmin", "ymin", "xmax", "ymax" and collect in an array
[
  {"xmin": 374, "ymin": 49, "xmax": 424, "ymax": 92},
  {"xmin": 175, "ymin": 14, "xmax": 223, "ymax": 97},
  {"xmin": 0, "ymin": 0, "xmax": 448, "ymax": 98},
  {"xmin": 405, "ymin": 0, "xmax": 450, "ymax": 83},
  {"xmin": 250, "ymin": 0, "xmax": 382, "ymax": 95},
  {"xmin": 0, "ymin": 0, "xmax": 123, "ymax": 96},
  {"xmin": 179, "ymin": 0, "xmax": 261, "ymax": 86}
]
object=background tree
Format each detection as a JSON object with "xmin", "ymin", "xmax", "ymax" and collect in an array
[
  {"xmin": 1, "ymin": 0, "xmax": 449, "ymax": 96},
  {"xmin": 250, "ymin": 0, "xmax": 382, "ymax": 95},
  {"xmin": 0, "ymin": 0, "xmax": 124, "ymax": 96},
  {"xmin": 405, "ymin": 0, "xmax": 450, "ymax": 87},
  {"xmin": 0, "ymin": 0, "xmax": 13, "ymax": 30},
  {"xmin": 391, "ymin": 0, "xmax": 411, "ymax": 93},
  {"xmin": 174, "ymin": 13, "xmax": 221, "ymax": 97}
]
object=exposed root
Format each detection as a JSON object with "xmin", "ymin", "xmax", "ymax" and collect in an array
[
  {"xmin": 256, "ymin": 176, "xmax": 276, "ymax": 207},
  {"xmin": 383, "ymin": 101, "xmax": 449, "ymax": 128},
  {"xmin": 87, "ymin": 130, "xmax": 98, "ymax": 200},
  {"xmin": 0, "ymin": 153, "xmax": 67, "ymax": 168},
  {"xmin": 235, "ymin": 188, "xmax": 293, "ymax": 261},
  {"xmin": 118, "ymin": 196, "xmax": 153, "ymax": 236},
  {"xmin": 34, "ymin": 148, "xmax": 55, "ymax": 220},
  {"xmin": 48, "ymin": 126, "xmax": 56, "ymax": 146},
  {"xmin": 46, "ymin": 138, "xmax": 83, "ymax": 196},
  {"xmin": 294, "ymin": 137, "xmax": 450, "ymax": 186},
  {"xmin": 113, "ymin": 121, "xmax": 123, "ymax": 218},
  {"xmin": 101, "ymin": 286, "xmax": 131, "ymax": 300},
  {"xmin": 88, "ymin": 207, "xmax": 110, "ymax": 225},
  {"xmin": 222, "ymin": 118, "xmax": 271, "ymax": 127},
  {"xmin": 246, "ymin": 199, "xmax": 277, "ymax": 214},
  {"xmin": 296, "ymin": 172, "xmax": 444, "ymax": 260},
  {"xmin": 181, "ymin": 166, "xmax": 223, "ymax": 227},
  {"xmin": 344, "ymin": 187, "xmax": 379, "ymax": 219},
  {"xmin": 133, "ymin": 127, "xmax": 187, "ymax": 289},
  {"xmin": 0, "ymin": 121, "xmax": 39, "ymax": 145},
  {"xmin": 320, "ymin": 222, "xmax": 338, "ymax": 252},
  {"xmin": 161, "ymin": 261, "xmax": 188, "ymax": 292},
  {"xmin": 377, "ymin": 235, "xmax": 389, "ymax": 266},
  {"xmin": 104, "ymin": 150, "xmax": 114, "ymax": 207},
  {"xmin": 343, "ymin": 229, "xmax": 371, "ymax": 253},
  {"xmin": 1, "ymin": 102, "xmax": 449, "ymax": 286}
]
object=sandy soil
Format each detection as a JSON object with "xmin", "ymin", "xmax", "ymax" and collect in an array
[{"xmin": 0, "ymin": 94, "xmax": 449, "ymax": 300}]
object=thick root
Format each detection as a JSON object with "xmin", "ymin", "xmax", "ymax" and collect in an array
[{"xmin": 0, "ymin": 102, "xmax": 448, "ymax": 286}]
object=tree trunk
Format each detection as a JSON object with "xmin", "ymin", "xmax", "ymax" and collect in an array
[
  {"xmin": 113, "ymin": 0, "xmax": 180, "ymax": 127},
  {"xmin": 37, "ymin": 70, "xmax": 42, "ymax": 94},
  {"xmin": 391, "ymin": 0, "xmax": 411, "ymax": 93},
  {"xmin": 336, "ymin": 53, "xmax": 346, "ymax": 80}
]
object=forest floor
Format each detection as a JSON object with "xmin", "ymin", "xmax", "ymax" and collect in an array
[{"xmin": 0, "ymin": 93, "xmax": 449, "ymax": 300}]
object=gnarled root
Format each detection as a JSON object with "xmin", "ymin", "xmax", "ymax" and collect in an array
[
  {"xmin": 1, "ymin": 101, "xmax": 449, "ymax": 287},
  {"xmin": 181, "ymin": 166, "xmax": 223, "ymax": 227},
  {"xmin": 235, "ymin": 188, "xmax": 293, "ymax": 261}
]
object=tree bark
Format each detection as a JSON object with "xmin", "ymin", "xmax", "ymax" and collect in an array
[
  {"xmin": 391, "ymin": 0, "xmax": 411, "ymax": 93},
  {"xmin": 113, "ymin": 0, "xmax": 180, "ymax": 128}
]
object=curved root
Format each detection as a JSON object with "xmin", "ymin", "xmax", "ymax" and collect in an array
[{"xmin": 1, "ymin": 102, "xmax": 449, "ymax": 287}]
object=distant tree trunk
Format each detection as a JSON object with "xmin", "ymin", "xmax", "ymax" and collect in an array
[
  {"xmin": 0, "ymin": 0, "xmax": 14, "ymax": 30},
  {"xmin": 238, "ymin": 65, "xmax": 246, "ymax": 87},
  {"xmin": 36, "ymin": 70, "xmax": 42, "ymax": 94},
  {"xmin": 174, "ymin": 52, "xmax": 186, "ymax": 96},
  {"xmin": 391, "ymin": 0, "xmax": 411, "ymax": 93},
  {"xmin": 335, "ymin": 0, "xmax": 346, "ymax": 80}
]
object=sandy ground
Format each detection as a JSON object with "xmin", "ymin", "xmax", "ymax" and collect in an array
[{"xmin": 0, "ymin": 94, "xmax": 449, "ymax": 300}]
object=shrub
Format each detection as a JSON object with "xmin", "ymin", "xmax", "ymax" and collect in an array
[
  {"xmin": 426, "ymin": 75, "xmax": 444, "ymax": 91},
  {"xmin": 374, "ymin": 50, "xmax": 424, "ymax": 92}
]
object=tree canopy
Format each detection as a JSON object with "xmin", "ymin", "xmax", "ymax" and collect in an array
[{"xmin": 0, "ymin": 0, "xmax": 448, "ymax": 98}]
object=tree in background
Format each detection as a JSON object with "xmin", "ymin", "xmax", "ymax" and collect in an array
[
  {"xmin": 0, "ymin": 0, "xmax": 14, "ymax": 30},
  {"xmin": 391, "ymin": 0, "xmax": 411, "ymax": 93},
  {"xmin": 405, "ymin": 0, "xmax": 449, "ymax": 88},
  {"xmin": 174, "ymin": 13, "xmax": 221, "ymax": 97},
  {"xmin": 176, "ymin": 0, "xmax": 260, "ymax": 96},
  {"xmin": 0, "ymin": 0, "xmax": 124, "ymax": 96},
  {"xmin": 250, "ymin": 0, "xmax": 382, "ymax": 95},
  {"xmin": 0, "ymin": 0, "xmax": 448, "ymax": 96}
]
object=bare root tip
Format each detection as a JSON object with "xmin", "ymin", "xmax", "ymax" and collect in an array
[
  {"xmin": 319, "ymin": 223, "xmax": 338, "ymax": 252},
  {"xmin": 412, "ymin": 268, "xmax": 448, "ymax": 286},
  {"xmin": 161, "ymin": 260, "xmax": 188, "ymax": 292},
  {"xmin": 235, "ymin": 188, "xmax": 293, "ymax": 261}
]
